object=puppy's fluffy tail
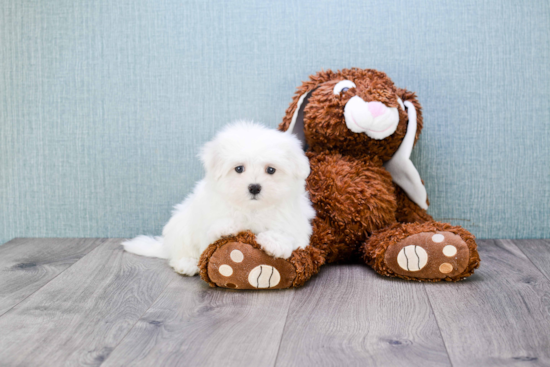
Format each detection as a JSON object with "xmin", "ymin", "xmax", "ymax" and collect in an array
[{"xmin": 121, "ymin": 235, "xmax": 169, "ymax": 259}]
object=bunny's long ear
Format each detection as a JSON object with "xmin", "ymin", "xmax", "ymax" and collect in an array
[
  {"xmin": 282, "ymin": 88, "xmax": 317, "ymax": 150},
  {"xmin": 383, "ymin": 101, "xmax": 428, "ymax": 209}
]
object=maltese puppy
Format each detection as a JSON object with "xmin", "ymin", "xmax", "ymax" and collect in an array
[{"xmin": 122, "ymin": 121, "xmax": 315, "ymax": 276}]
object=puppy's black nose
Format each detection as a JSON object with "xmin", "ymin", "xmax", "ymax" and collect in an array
[{"xmin": 248, "ymin": 184, "xmax": 261, "ymax": 195}]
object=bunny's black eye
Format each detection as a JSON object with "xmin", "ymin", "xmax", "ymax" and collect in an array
[
  {"xmin": 266, "ymin": 167, "xmax": 276, "ymax": 174},
  {"xmin": 235, "ymin": 166, "xmax": 244, "ymax": 173}
]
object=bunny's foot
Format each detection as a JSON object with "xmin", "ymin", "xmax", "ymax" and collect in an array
[
  {"xmin": 365, "ymin": 222, "xmax": 480, "ymax": 281},
  {"xmin": 199, "ymin": 231, "xmax": 324, "ymax": 289}
]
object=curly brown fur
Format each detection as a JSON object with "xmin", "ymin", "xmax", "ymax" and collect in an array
[
  {"xmin": 288, "ymin": 245, "xmax": 325, "ymax": 287},
  {"xmin": 306, "ymin": 151, "xmax": 398, "ymax": 262},
  {"xmin": 364, "ymin": 222, "xmax": 480, "ymax": 282}
]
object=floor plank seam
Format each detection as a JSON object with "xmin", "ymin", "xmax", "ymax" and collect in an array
[
  {"xmin": 98, "ymin": 276, "xmax": 178, "ymax": 367},
  {"xmin": 512, "ymin": 239, "xmax": 550, "ymax": 282},
  {"xmin": 0, "ymin": 238, "xmax": 108, "ymax": 319},
  {"xmin": 422, "ymin": 284, "xmax": 454, "ymax": 367},
  {"xmin": 271, "ymin": 289, "xmax": 296, "ymax": 367}
]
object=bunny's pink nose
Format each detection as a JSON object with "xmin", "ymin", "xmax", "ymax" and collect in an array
[{"xmin": 368, "ymin": 101, "xmax": 387, "ymax": 118}]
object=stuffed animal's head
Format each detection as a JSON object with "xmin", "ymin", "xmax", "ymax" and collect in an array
[
  {"xmin": 279, "ymin": 68, "xmax": 422, "ymax": 161},
  {"xmin": 279, "ymin": 68, "xmax": 429, "ymax": 210}
]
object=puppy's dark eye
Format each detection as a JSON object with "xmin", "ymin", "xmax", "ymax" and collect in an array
[
  {"xmin": 341, "ymin": 87, "xmax": 349, "ymax": 93},
  {"xmin": 235, "ymin": 166, "xmax": 244, "ymax": 173},
  {"xmin": 266, "ymin": 167, "xmax": 276, "ymax": 175}
]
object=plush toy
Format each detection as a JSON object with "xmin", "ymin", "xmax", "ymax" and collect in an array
[{"xmin": 199, "ymin": 68, "xmax": 480, "ymax": 289}]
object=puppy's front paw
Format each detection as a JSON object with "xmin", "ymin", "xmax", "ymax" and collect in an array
[
  {"xmin": 256, "ymin": 231, "xmax": 293, "ymax": 259},
  {"xmin": 170, "ymin": 257, "xmax": 199, "ymax": 276}
]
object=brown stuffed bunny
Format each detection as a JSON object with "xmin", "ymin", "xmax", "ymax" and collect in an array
[{"xmin": 199, "ymin": 68, "xmax": 480, "ymax": 289}]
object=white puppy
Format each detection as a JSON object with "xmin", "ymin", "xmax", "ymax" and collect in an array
[{"xmin": 122, "ymin": 121, "xmax": 315, "ymax": 276}]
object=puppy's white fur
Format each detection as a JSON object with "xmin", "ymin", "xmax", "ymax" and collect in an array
[{"xmin": 122, "ymin": 121, "xmax": 315, "ymax": 276}]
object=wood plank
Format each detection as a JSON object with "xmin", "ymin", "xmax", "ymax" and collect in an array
[
  {"xmin": 515, "ymin": 239, "xmax": 550, "ymax": 281},
  {"xmin": 0, "ymin": 238, "xmax": 178, "ymax": 367},
  {"xmin": 274, "ymin": 264, "xmax": 451, "ymax": 367},
  {"xmin": 102, "ymin": 277, "xmax": 295, "ymax": 367},
  {"xmin": 0, "ymin": 238, "xmax": 105, "ymax": 316},
  {"xmin": 425, "ymin": 239, "xmax": 550, "ymax": 366}
]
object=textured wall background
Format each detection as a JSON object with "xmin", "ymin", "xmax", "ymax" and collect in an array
[{"xmin": 1, "ymin": 0, "xmax": 549, "ymax": 245}]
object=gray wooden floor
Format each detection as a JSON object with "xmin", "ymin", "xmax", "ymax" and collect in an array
[{"xmin": 0, "ymin": 239, "xmax": 549, "ymax": 367}]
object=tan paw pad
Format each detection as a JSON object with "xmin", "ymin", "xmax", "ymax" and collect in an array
[
  {"xmin": 397, "ymin": 245, "xmax": 428, "ymax": 272},
  {"xmin": 442, "ymin": 245, "xmax": 457, "ymax": 257},
  {"xmin": 439, "ymin": 263, "xmax": 453, "ymax": 274},
  {"xmin": 230, "ymin": 249, "xmax": 244, "ymax": 263},
  {"xmin": 218, "ymin": 264, "xmax": 233, "ymax": 277},
  {"xmin": 248, "ymin": 265, "xmax": 281, "ymax": 288},
  {"xmin": 432, "ymin": 234, "xmax": 445, "ymax": 243}
]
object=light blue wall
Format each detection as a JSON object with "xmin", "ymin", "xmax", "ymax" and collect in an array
[{"xmin": 1, "ymin": 0, "xmax": 549, "ymax": 245}]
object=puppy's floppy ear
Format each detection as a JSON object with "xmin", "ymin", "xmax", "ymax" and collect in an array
[
  {"xmin": 383, "ymin": 91, "xmax": 428, "ymax": 210},
  {"xmin": 290, "ymin": 150, "xmax": 311, "ymax": 180},
  {"xmin": 282, "ymin": 134, "xmax": 311, "ymax": 180},
  {"xmin": 199, "ymin": 139, "xmax": 224, "ymax": 180}
]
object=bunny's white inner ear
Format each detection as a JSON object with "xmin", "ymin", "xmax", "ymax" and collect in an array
[
  {"xmin": 383, "ymin": 101, "xmax": 428, "ymax": 210},
  {"xmin": 286, "ymin": 90, "xmax": 314, "ymax": 150}
]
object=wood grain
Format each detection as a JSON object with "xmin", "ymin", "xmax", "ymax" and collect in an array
[
  {"xmin": 425, "ymin": 239, "xmax": 550, "ymax": 366},
  {"xmin": 0, "ymin": 238, "xmax": 104, "ymax": 316},
  {"xmin": 0, "ymin": 238, "xmax": 178, "ymax": 367},
  {"xmin": 514, "ymin": 239, "xmax": 550, "ymax": 281},
  {"xmin": 2, "ymin": 238, "xmax": 550, "ymax": 367},
  {"xmin": 102, "ymin": 276, "xmax": 295, "ymax": 367},
  {"xmin": 275, "ymin": 264, "xmax": 451, "ymax": 367}
]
